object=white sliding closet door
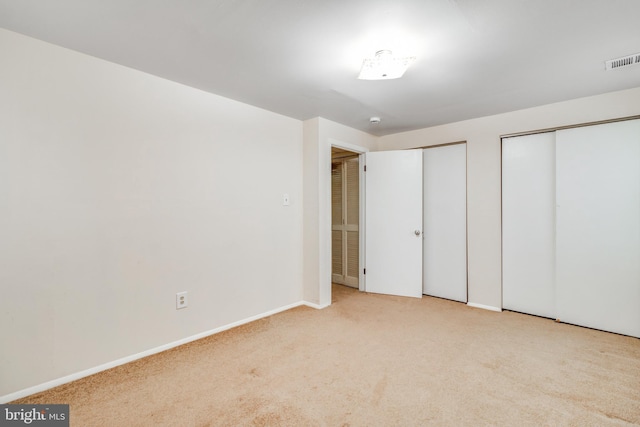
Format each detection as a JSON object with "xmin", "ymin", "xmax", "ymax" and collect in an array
[
  {"xmin": 502, "ymin": 132, "xmax": 556, "ymax": 318},
  {"xmin": 423, "ymin": 144, "xmax": 467, "ymax": 302},
  {"xmin": 555, "ymin": 120, "xmax": 640, "ymax": 337}
]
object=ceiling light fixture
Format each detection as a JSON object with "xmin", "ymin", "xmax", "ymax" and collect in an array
[{"xmin": 358, "ymin": 50, "xmax": 416, "ymax": 80}]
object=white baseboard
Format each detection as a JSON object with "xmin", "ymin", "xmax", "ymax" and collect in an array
[
  {"xmin": 1, "ymin": 301, "xmax": 310, "ymax": 404},
  {"xmin": 302, "ymin": 301, "xmax": 330, "ymax": 309},
  {"xmin": 467, "ymin": 302, "xmax": 502, "ymax": 312}
]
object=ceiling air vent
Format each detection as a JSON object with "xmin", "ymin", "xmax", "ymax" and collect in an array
[{"xmin": 605, "ymin": 53, "xmax": 640, "ymax": 70}]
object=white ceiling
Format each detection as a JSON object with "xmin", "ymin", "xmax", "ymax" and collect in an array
[{"xmin": 1, "ymin": 0, "xmax": 639, "ymax": 136}]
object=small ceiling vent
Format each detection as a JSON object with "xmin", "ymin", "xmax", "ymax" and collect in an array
[{"xmin": 605, "ymin": 53, "xmax": 640, "ymax": 70}]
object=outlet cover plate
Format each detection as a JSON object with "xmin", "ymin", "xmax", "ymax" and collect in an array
[{"xmin": 176, "ymin": 291, "xmax": 188, "ymax": 309}]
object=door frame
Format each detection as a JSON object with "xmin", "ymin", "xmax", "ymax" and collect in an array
[{"xmin": 327, "ymin": 139, "xmax": 368, "ymax": 294}]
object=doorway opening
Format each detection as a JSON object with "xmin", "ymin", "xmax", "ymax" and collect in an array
[{"xmin": 331, "ymin": 147, "xmax": 360, "ymax": 293}]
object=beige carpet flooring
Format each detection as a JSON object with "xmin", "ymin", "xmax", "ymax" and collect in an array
[{"xmin": 14, "ymin": 285, "xmax": 640, "ymax": 426}]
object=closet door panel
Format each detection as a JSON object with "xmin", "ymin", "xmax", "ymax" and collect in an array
[
  {"xmin": 502, "ymin": 132, "xmax": 556, "ymax": 318},
  {"xmin": 331, "ymin": 161, "xmax": 344, "ymax": 283},
  {"xmin": 423, "ymin": 143, "xmax": 467, "ymax": 302},
  {"xmin": 556, "ymin": 120, "xmax": 640, "ymax": 338}
]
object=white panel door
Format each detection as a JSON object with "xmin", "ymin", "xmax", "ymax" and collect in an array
[
  {"xmin": 365, "ymin": 150, "xmax": 423, "ymax": 298},
  {"xmin": 556, "ymin": 120, "xmax": 640, "ymax": 338},
  {"xmin": 502, "ymin": 132, "xmax": 556, "ymax": 318},
  {"xmin": 423, "ymin": 144, "xmax": 467, "ymax": 302}
]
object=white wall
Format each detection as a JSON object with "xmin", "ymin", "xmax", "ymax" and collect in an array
[
  {"xmin": 379, "ymin": 87, "xmax": 640, "ymax": 309},
  {"xmin": 0, "ymin": 29, "xmax": 303, "ymax": 398},
  {"xmin": 303, "ymin": 118, "xmax": 377, "ymax": 306}
]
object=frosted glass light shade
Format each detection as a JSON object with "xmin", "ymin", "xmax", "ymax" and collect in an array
[{"xmin": 358, "ymin": 50, "xmax": 416, "ymax": 80}]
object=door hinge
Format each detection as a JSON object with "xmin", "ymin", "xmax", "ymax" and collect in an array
[
  {"xmin": 363, "ymin": 268, "xmax": 366, "ymax": 275},
  {"xmin": 364, "ymin": 165, "xmax": 367, "ymax": 172}
]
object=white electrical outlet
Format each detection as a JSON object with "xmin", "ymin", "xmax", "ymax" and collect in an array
[{"xmin": 176, "ymin": 291, "xmax": 188, "ymax": 309}]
